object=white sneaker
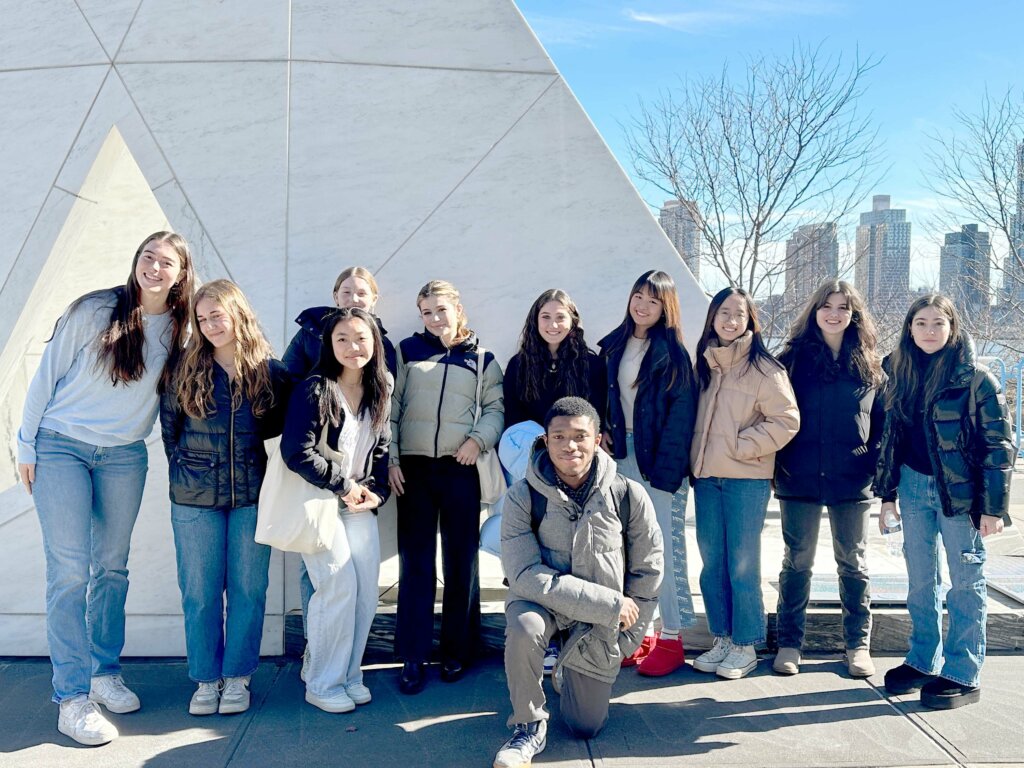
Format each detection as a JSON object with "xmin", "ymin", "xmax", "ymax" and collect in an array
[
  {"xmin": 345, "ymin": 683, "xmax": 372, "ymax": 705},
  {"xmin": 542, "ymin": 643, "xmax": 558, "ymax": 676},
  {"xmin": 89, "ymin": 674, "xmax": 141, "ymax": 713},
  {"xmin": 300, "ymin": 645, "xmax": 310, "ymax": 683},
  {"xmin": 219, "ymin": 676, "xmax": 251, "ymax": 714},
  {"xmin": 692, "ymin": 637, "xmax": 732, "ymax": 673},
  {"xmin": 493, "ymin": 720, "xmax": 547, "ymax": 768},
  {"xmin": 58, "ymin": 696, "xmax": 118, "ymax": 746},
  {"xmin": 189, "ymin": 681, "xmax": 222, "ymax": 716},
  {"xmin": 773, "ymin": 647, "xmax": 801, "ymax": 676},
  {"xmin": 716, "ymin": 644, "xmax": 758, "ymax": 679},
  {"xmin": 305, "ymin": 688, "xmax": 355, "ymax": 713}
]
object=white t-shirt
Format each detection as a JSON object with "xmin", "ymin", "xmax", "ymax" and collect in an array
[
  {"xmin": 335, "ymin": 396, "xmax": 377, "ymax": 484},
  {"xmin": 618, "ymin": 335, "xmax": 649, "ymax": 432}
]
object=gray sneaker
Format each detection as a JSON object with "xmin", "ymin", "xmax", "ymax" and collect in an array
[{"xmin": 493, "ymin": 720, "xmax": 547, "ymax": 768}]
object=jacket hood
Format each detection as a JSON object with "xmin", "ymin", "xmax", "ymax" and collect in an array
[
  {"xmin": 295, "ymin": 306, "xmax": 389, "ymax": 336},
  {"xmin": 704, "ymin": 331, "xmax": 754, "ymax": 372},
  {"xmin": 413, "ymin": 329, "xmax": 479, "ymax": 353},
  {"xmin": 525, "ymin": 440, "xmax": 617, "ymax": 506}
]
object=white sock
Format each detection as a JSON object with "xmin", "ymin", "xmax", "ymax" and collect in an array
[
  {"xmin": 659, "ymin": 628, "xmax": 680, "ymax": 641},
  {"xmin": 645, "ymin": 625, "xmax": 656, "ymax": 638}
]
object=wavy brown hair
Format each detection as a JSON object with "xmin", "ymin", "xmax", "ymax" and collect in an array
[
  {"xmin": 416, "ymin": 279, "xmax": 472, "ymax": 344},
  {"xmin": 782, "ymin": 279, "xmax": 883, "ymax": 387},
  {"xmin": 695, "ymin": 287, "xmax": 781, "ymax": 390},
  {"xmin": 315, "ymin": 308, "xmax": 391, "ymax": 433},
  {"xmin": 514, "ymin": 289, "xmax": 593, "ymax": 403},
  {"xmin": 885, "ymin": 293, "xmax": 965, "ymax": 423},
  {"xmin": 174, "ymin": 279, "xmax": 275, "ymax": 420}
]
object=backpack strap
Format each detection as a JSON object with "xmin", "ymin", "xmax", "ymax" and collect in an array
[{"xmin": 529, "ymin": 473, "xmax": 632, "ymax": 539}]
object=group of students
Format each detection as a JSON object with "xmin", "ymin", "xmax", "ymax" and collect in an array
[{"xmin": 15, "ymin": 230, "xmax": 1014, "ymax": 755}]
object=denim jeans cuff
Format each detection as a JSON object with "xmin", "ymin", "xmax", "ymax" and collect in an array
[
  {"xmin": 905, "ymin": 658, "xmax": 940, "ymax": 676},
  {"xmin": 938, "ymin": 669, "xmax": 980, "ymax": 688},
  {"xmin": 732, "ymin": 636, "xmax": 766, "ymax": 647},
  {"xmin": 222, "ymin": 663, "xmax": 259, "ymax": 680}
]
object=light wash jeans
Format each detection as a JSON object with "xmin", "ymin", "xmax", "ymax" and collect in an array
[
  {"xmin": 32, "ymin": 428, "xmax": 148, "ymax": 702},
  {"xmin": 616, "ymin": 433, "xmax": 695, "ymax": 630},
  {"xmin": 170, "ymin": 503, "xmax": 271, "ymax": 682},
  {"xmin": 694, "ymin": 476, "xmax": 771, "ymax": 646},
  {"xmin": 898, "ymin": 466, "xmax": 988, "ymax": 687},
  {"xmin": 302, "ymin": 508, "xmax": 380, "ymax": 697}
]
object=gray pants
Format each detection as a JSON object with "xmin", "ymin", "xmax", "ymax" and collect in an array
[
  {"xmin": 505, "ymin": 601, "xmax": 612, "ymax": 739},
  {"xmin": 776, "ymin": 499, "xmax": 872, "ymax": 650}
]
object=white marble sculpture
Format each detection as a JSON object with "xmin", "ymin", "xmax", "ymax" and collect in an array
[{"xmin": 0, "ymin": 0, "xmax": 705, "ymax": 655}]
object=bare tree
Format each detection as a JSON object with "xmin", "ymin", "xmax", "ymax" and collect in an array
[{"xmin": 626, "ymin": 43, "xmax": 884, "ymax": 297}]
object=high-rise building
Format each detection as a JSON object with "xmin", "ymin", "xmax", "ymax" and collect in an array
[
  {"xmin": 940, "ymin": 224, "xmax": 990, "ymax": 312},
  {"xmin": 659, "ymin": 199, "xmax": 701, "ymax": 280},
  {"xmin": 784, "ymin": 222, "xmax": 839, "ymax": 309},
  {"xmin": 1003, "ymin": 142, "xmax": 1024, "ymax": 304},
  {"xmin": 855, "ymin": 195, "xmax": 911, "ymax": 308}
]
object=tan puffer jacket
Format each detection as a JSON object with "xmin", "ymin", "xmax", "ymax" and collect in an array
[{"xmin": 691, "ymin": 332, "xmax": 800, "ymax": 479}]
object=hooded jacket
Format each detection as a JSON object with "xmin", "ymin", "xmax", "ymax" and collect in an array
[
  {"xmin": 873, "ymin": 338, "xmax": 1014, "ymax": 525},
  {"xmin": 501, "ymin": 447, "xmax": 663, "ymax": 684},
  {"xmin": 281, "ymin": 306, "xmax": 397, "ymax": 378}
]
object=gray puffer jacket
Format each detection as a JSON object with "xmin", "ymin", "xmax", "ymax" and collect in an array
[{"xmin": 501, "ymin": 447, "xmax": 663, "ymax": 684}]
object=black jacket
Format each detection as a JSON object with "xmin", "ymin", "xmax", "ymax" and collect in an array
[
  {"xmin": 774, "ymin": 341, "xmax": 885, "ymax": 505},
  {"xmin": 280, "ymin": 375, "xmax": 391, "ymax": 510},
  {"xmin": 873, "ymin": 339, "xmax": 1014, "ymax": 524},
  {"xmin": 503, "ymin": 349, "xmax": 607, "ymax": 428},
  {"xmin": 281, "ymin": 306, "xmax": 397, "ymax": 379},
  {"xmin": 599, "ymin": 328, "xmax": 697, "ymax": 494},
  {"xmin": 160, "ymin": 360, "xmax": 291, "ymax": 508}
]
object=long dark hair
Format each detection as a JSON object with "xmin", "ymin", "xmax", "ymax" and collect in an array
[
  {"xmin": 695, "ymin": 287, "xmax": 781, "ymax": 390},
  {"xmin": 602, "ymin": 270, "xmax": 689, "ymax": 390},
  {"xmin": 315, "ymin": 307, "xmax": 390, "ymax": 433},
  {"xmin": 514, "ymin": 289, "xmax": 592, "ymax": 403},
  {"xmin": 55, "ymin": 231, "xmax": 195, "ymax": 390},
  {"xmin": 885, "ymin": 293, "xmax": 966, "ymax": 423},
  {"xmin": 781, "ymin": 279, "xmax": 883, "ymax": 388}
]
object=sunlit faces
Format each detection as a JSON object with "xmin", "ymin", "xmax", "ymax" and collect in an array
[
  {"xmin": 537, "ymin": 300, "xmax": 573, "ymax": 351},
  {"xmin": 419, "ymin": 295, "xmax": 462, "ymax": 344},
  {"xmin": 910, "ymin": 305, "xmax": 952, "ymax": 355},
  {"xmin": 332, "ymin": 317, "xmax": 376, "ymax": 370},
  {"xmin": 136, "ymin": 241, "xmax": 183, "ymax": 296},
  {"xmin": 195, "ymin": 297, "xmax": 236, "ymax": 350},
  {"xmin": 544, "ymin": 414, "xmax": 600, "ymax": 483},
  {"xmin": 629, "ymin": 288, "xmax": 663, "ymax": 333},
  {"xmin": 816, "ymin": 292, "xmax": 853, "ymax": 343},
  {"xmin": 334, "ymin": 275, "xmax": 377, "ymax": 311},
  {"xmin": 713, "ymin": 293, "xmax": 749, "ymax": 345}
]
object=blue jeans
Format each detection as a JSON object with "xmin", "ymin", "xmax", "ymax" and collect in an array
[
  {"xmin": 616, "ymin": 433, "xmax": 696, "ymax": 630},
  {"xmin": 171, "ymin": 503, "xmax": 271, "ymax": 682},
  {"xmin": 898, "ymin": 466, "xmax": 987, "ymax": 687},
  {"xmin": 32, "ymin": 428, "xmax": 148, "ymax": 703},
  {"xmin": 694, "ymin": 477, "xmax": 770, "ymax": 646}
]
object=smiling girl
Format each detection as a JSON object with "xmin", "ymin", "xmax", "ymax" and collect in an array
[
  {"xmin": 18, "ymin": 232, "xmax": 194, "ymax": 746},
  {"xmin": 160, "ymin": 279, "xmax": 289, "ymax": 717}
]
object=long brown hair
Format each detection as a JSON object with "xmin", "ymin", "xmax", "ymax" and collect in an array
[
  {"xmin": 315, "ymin": 308, "xmax": 391, "ymax": 433},
  {"xmin": 885, "ymin": 293, "xmax": 965, "ymax": 423},
  {"xmin": 695, "ymin": 287, "xmax": 781, "ymax": 390},
  {"xmin": 416, "ymin": 279, "xmax": 472, "ymax": 345},
  {"xmin": 174, "ymin": 279, "xmax": 275, "ymax": 420},
  {"xmin": 514, "ymin": 289, "xmax": 593, "ymax": 403},
  {"xmin": 782, "ymin": 279, "xmax": 883, "ymax": 387}
]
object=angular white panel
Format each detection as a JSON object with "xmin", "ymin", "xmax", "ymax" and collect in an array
[
  {"xmin": 292, "ymin": 0, "xmax": 555, "ymax": 73},
  {"xmin": 150, "ymin": 180, "xmax": 231, "ymax": 280},
  {"xmin": 119, "ymin": 62, "xmax": 288, "ymax": 333},
  {"xmin": 0, "ymin": 1, "xmax": 108, "ymax": 69},
  {"xmin": 286, "ymin": 62, "xmax": 555, "ymax": 322},
  {"xmin": 118, "ymin": 0, "xmax": 288, "ymax": 62},
  {"xmin": 76, "ymin": 0, "xmax": 143, "ymax": 58},
  {"xmin": 377, "ymin": 79, "xmax": 706, "ymax": 363},
  {"xmin": 0, "ymin": 66, "xmax": 107, "ymax": 288}
]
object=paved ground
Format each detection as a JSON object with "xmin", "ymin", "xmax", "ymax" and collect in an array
[{"xmin": 2, "ymin": 653, "xmax": 1022, "ymax": 768}]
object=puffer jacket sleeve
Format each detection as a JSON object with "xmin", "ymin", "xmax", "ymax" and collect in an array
[
  {"xmin": 159, "ymin": 386, "xmax": 184, "ymax": 463},
  {"xmin": 648, "ymin": 350, "xmax": 697, "ymax": 490},
  {"xmin": 259, "ymin": 359, "xmax": 293, "ymax": 440},
  {"xmin": 364, "ymin": 376, "xmax": 394, "ymax": 506},
  {"xmin": 501, "ymin": 481, "xmax": 624, "ymax": 628},
  {"xmin": 972, "ymin": 370, "xmax": 1015, "ymax": 521},
  {"xmin": 621, "ymin": 479, "xmax": 664, "ymax": 628},
  {"xmin": 389, "ymin": 344, "xmax": 407, "ymax": 466},
  {"xmin": 735, "ymin": 365, "xmax": 801, "ymax": 460},
  {"xmin": 468, "ymin": 351, "xmax": 504, "ymax": 452},
  {"xmin": 281, "ymin": 327, "xmax": 316, "ymax": 381},
  {"xmin": 281, "ymin": 377, "xmax": 353, "ymax": 496}
]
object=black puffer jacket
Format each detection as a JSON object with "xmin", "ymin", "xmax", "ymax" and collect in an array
[
  {"xmin": 599, "ymin": 328, "xmax": 697, "ymax": 494},
  {"xmin": 160, "ymin": 360, "xmax": 291, "ymax": 508},
  {"xmin": 503, "ymin": 349, "xmax": 607, "ymax": 428},
  {"xmin": 873, "ymin": 339, "xmax": 1014, "ymax": 524},
  {"xmin": 774, "ymin": 341, "xmax": 885, "ymax": 505},
  {"xmin": 281, "ymin": 306, "xmax": 397, "ymax": 379}
]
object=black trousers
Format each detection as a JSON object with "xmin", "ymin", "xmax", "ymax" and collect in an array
[{"xmin": 395, "ymin": 455, "xmax": 481, "ymax": 664}]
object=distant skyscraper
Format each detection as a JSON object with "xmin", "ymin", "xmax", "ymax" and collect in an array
[
  {"xmin": 784, "ymin": 222, "xmax": 839, "ymax": 308},
  {"xmin": 1003, "ymin": 142, "xmax": 1024, "ymax": 304},
  {"xmin": 659, "ymin": 199, "xmax": 701, "ymax": 280},
  {"xmin": 855, "ymin": 195, "xmax": 911, "ymax": 308},
  {"xmin": 940, "ymin": 224, "xmax": 990, "ymax": 312}
]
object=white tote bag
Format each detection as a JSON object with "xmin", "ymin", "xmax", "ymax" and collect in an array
[
  {"xmin": 474, "ymin": 348, "xmax": 507, "ymax": 505},
  {"xmin": 255, "ymin": 430, "xmax": 340, "ymax": 554}
]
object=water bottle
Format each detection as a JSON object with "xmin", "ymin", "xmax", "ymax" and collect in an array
[{"xmin": 882, "ymin": 508, "xmax": 903, "ymax": 557}]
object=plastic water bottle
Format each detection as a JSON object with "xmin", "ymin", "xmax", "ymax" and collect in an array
[{"xmin": 882, "ymin": 508, "xmax": 903, "ymax": 557}]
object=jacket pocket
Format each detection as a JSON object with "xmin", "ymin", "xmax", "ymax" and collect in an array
[{"xmin": 170, "ymin": 449, "xmax": 220, "ymax": 506}]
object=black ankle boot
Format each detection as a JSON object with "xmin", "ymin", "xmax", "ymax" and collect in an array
[
  {"xmin": 440, "ymin": 659, "xmax": 465, "ymax": 683},
  {"xmin": 399, "ymin": 661, "xmax": 426, "ymax": 695},
  {"xmin": 883, "ymin": 663, "xmax": 937, "ymax": 695}
]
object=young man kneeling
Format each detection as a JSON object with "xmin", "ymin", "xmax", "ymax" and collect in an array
[{"xmin": 494, "ymin": 397, "xmax": 664, "ymax": 767}]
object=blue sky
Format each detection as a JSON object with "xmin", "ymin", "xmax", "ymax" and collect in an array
[{"xmin": 516, "ymin": 0, "xmax": 1024, "ymax": 287}]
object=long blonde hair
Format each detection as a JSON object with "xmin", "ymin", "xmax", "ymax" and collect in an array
[
  {"xmin": 174, "ymin": 279, "xmax": 275, "ymax": 419},
  {"xmin": 417, "ymin": 279, "xmax": 472, "ymax": 344}
]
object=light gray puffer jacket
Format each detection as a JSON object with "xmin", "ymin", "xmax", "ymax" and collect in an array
[{"xmin": 501, "ymin": 447, "xmax": 664, "ymax": 684}]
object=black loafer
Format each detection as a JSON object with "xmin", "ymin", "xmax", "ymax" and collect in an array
[
  {"xmin": 439, "ymin": 659, "xmax": 465, "ymax": 683},
  {"xmin": 399, "ymin": 661, "xmax": 426, "ymax": 695},
  {"xmin": 884, "ymin": 663, "xmax": 937, "ymax": 695},
  {"xmin": 920, "ymin": 676, "xmax": 981, "ymax": 709}
]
